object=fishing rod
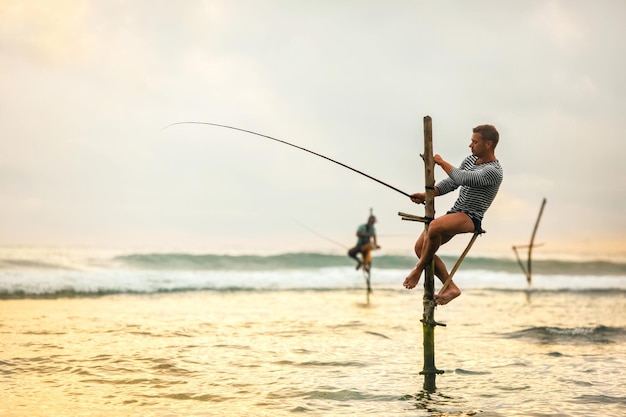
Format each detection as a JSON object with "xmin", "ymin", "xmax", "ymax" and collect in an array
[{"xmin": 162, "ymin": 121, "xmax": 412, "ymax": 198}]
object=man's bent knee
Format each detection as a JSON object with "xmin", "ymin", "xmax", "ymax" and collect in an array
[
  {"xmin": 414, "ymin": 241, "xmax": 423, "ymax": 258},
  {"xmin": 425, "ymin": 221, "xmax": 450, "ymax": 237}
]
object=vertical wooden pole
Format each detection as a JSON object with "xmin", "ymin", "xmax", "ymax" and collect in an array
[
  {"xmin": 526, "ymin": 198, "xmax": 547, "ymax": 284},
  {"xmin": 420, "ymin": 116, "xmax": 440, "ymax": 391},
  {"xmin": 365, "ymin": 208, "xmax": 373, "ymax": 303},
  {"xmin": 512, "ymin": 198, "xmax": 547, "ymax": 285}
]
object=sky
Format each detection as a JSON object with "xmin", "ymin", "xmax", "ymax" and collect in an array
[{"xmin": 1, "ymin": 0, "xmax": 625, "ymax": 260}]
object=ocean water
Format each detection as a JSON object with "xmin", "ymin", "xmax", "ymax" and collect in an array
[{"xmin": 1, "ymin": 247, "xmax": 625, "ymax": 416}]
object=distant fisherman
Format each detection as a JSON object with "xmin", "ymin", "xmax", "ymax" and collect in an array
[
  {"xmin": 348, "ymin": 215, "xmax": 379, "ymax": 270},
  {"xmin": 403, "ymin": 124, "xmax": 503, "ymax": 305}
]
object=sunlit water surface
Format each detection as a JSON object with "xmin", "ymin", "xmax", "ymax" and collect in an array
[{"xmin": 2, "ymin": 286, "xmax": 625, "ymax": 416}]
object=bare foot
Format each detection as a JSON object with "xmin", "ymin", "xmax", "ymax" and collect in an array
[
  {"xmin": 403, "ymin": 264, "xmax": 423, "ymax": 289},
  {"xmin": 434, "ymin": 282, "xmax": 461, "ymax": 305}
]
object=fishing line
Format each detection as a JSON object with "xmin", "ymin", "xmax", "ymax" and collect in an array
[
  {"xmin": 290, "ymin": 217, "xmax": 349, "ymax": 250},
  {"xmin": 162, "ymin": 121, "xmax": 411, "ymax": 198}
]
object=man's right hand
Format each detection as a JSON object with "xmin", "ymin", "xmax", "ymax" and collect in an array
[{"xmin": 410, "ymin": 192, "xmax": 425, "ymax": 204}]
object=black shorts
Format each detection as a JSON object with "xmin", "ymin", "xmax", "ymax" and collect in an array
[{"xmin": 447, "ymin": 210, "xmax": 484, "ymax": 234}]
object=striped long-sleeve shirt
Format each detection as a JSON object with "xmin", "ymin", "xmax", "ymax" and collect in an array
[{"xmin": 435, "ymin": 155, "xmax": 503, "ymax": 221}]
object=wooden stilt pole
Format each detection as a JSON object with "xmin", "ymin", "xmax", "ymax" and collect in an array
[
  {"xmin": 512, "ymin": 198, "xmax": 547, "ymax": 285},
  {"xmin": 526, "ymin": 198, "xmax": 546, "ymax": 284},
  {"xmin": 364, "ymin": 208, "xmax": 373, "ymax": 303},
  {"xmin": 439, "ymin": 232, "xmax": 481, "ymax": 294},
  {"xmin": 420, "ymin": 116, "xmax": 442, "ymax": 392}
]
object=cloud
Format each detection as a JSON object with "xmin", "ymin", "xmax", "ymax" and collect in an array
[
  {"xmin": 0, "ymin": 0, "xmax": 624, "ymax": 259},
  {"xmin": 534, "ymin": 1, "xmax": 587, "ymax": 50},
  {"xmin": 0, "ymin": 0, "xmax": 92, "ymax": 65}
]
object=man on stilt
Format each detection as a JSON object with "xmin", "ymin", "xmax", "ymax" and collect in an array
[
  {"xmin": 348, "ymin": 214, "xmax": 379, "ymax": 271},
  {"xmin": 403, "ymin": 124, "xmax": 503, "ymax": 304}
]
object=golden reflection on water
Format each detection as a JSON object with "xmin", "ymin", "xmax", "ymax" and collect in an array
[{"xmin": 1, "ymin": 289, "xmax": 625, "ymax": 416}]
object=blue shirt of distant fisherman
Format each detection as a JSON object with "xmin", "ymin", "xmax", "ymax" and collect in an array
[{"xmin": 356, "ymin": 223, "xmax": 376, "ymax": 247}]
